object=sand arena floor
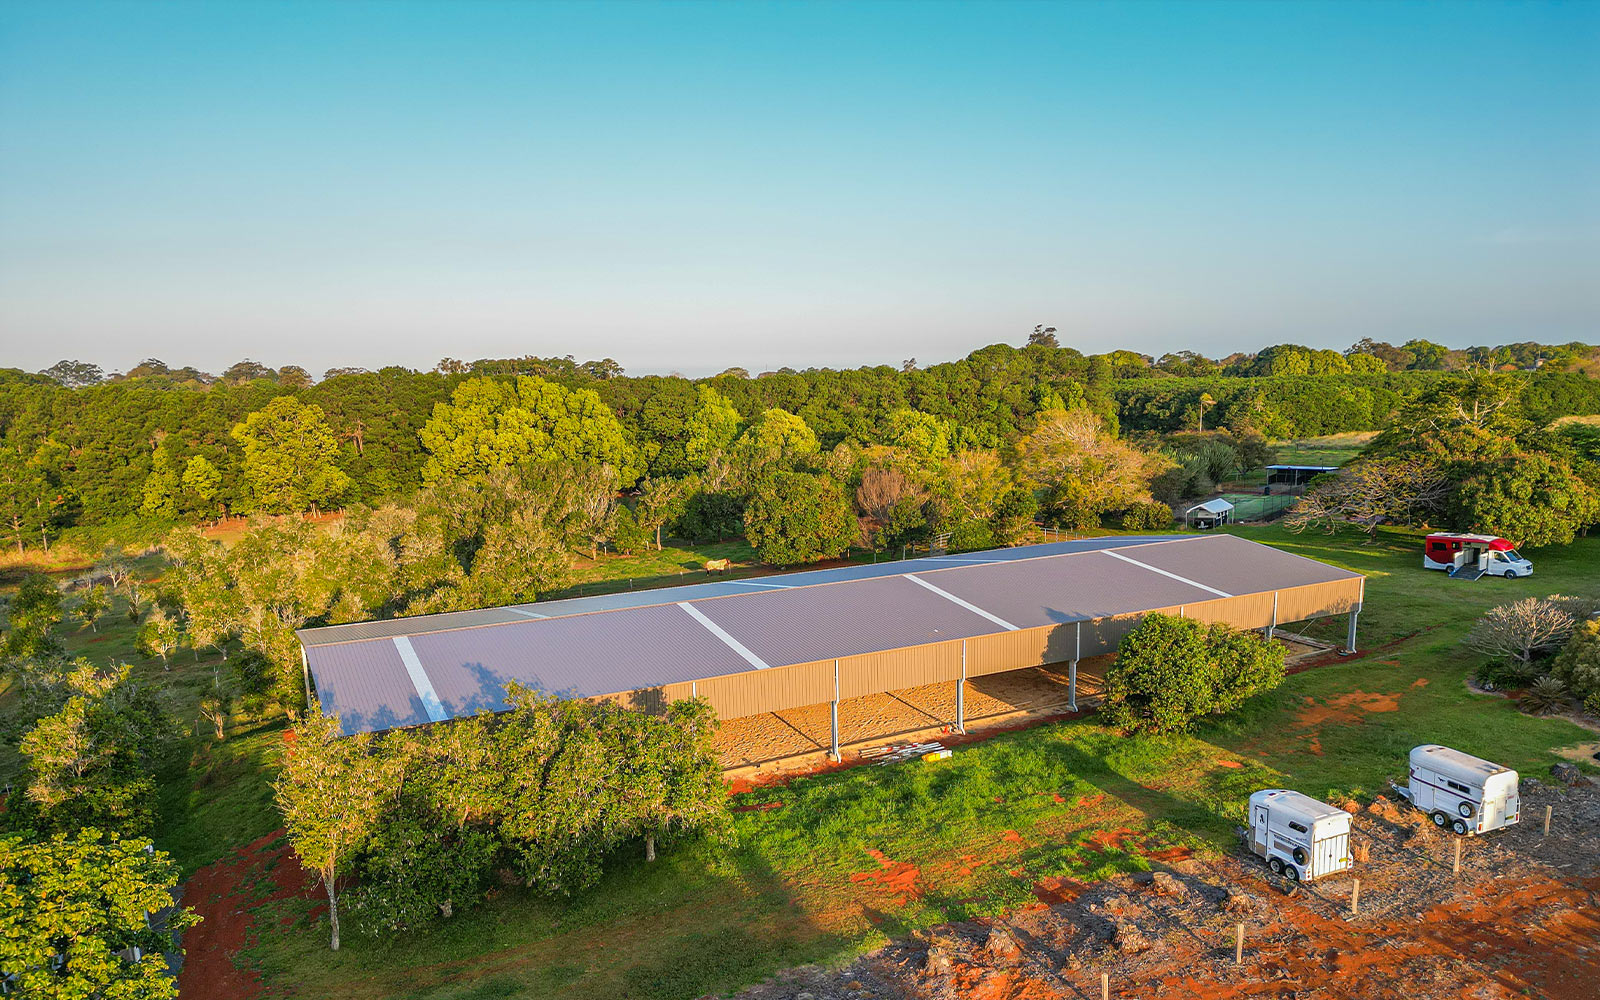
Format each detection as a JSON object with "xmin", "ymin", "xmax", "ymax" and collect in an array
[{"xmin": 715, "ymin": 659, "xmax": 1109, "ymax": 778}]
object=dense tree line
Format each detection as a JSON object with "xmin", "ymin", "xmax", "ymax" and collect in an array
[{"xmin": 3, "ymin": 340, "xmax": 1597, "ymax": 544}]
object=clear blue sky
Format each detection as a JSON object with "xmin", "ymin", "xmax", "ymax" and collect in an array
[{"xmin": 1, "ymin": 1, "xmax": 1596, "ymax": 377}]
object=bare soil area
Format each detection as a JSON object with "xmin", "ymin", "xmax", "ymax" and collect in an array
[{"xmin": 729, "ymin": 777, "xmax": 1600, "ymax": 1000}]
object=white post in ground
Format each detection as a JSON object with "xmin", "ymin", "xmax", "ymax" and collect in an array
[
  {"xmin": 830, "ymin": 659, "xmax": 841, "ymax": 762},
  {"xmin": 1346, "ymin": 603, "xmax": 1361, "ymax": 653},
  {"xmin": 1267, "ymin": 592, "xmax": 1278, "ymax": 641},
  {"xmin": 956, "ymin": 640, "xmax": 967, "ymax": 734}
]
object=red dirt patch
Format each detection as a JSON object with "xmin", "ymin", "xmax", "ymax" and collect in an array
[
  {"xmin": 1001, "ymin": 829, "xmax": 1024, "ymax": 844},
  {"xmin": 1215, "ymin": 759, "xmax": 1242, "ymax": 768},
  {"xmin": 1084, "ymin": 827, "xmax": 1135, "ymax": 852},
  {"xmin": 176, "ymin": 829, "xmax": 317, "ymax": 1000},
  {"xmin": 1295, "ymin": 690, "xmax": 1402, "ymax": 728},
  {"xmin": 1030, "ymin": 876, "xmax": 1087, "ymax": 905},
  {"xmin": 849, "ymin": 849, "xmax": 922, "ymax": 906}
]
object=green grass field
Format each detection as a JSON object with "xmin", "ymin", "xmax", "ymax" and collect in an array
[{"xmin": 232, "ymin": 523, "xmax": 1599, "ymax": 1000}]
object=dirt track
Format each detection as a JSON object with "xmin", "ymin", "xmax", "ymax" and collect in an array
[{"xmin": 729, "ymin": 777, "xmax": 1600, "ymax": 1000}]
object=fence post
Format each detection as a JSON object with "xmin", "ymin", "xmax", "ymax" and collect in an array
[
  {"xmin": 1452, "ymin": 838, "xmax": 1461, "ymax": 875},
  {"xmin": 1544, "ymin": 804, "xmax": 1552, "ymax": 836},
  {"xmin": 1100, "ymin": 972, "xmax": 1109, "ymax": 1000},
  {"xmin": 1234, "ymin": 922, "xmax": 1244, "ymax": 964},
  {"xmin": 1350, "ymin": 878, "xmax": 1359, "ymax": 915}
]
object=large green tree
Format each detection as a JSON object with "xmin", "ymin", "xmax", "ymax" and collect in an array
[
  {"xmin": 419, "ymin": 375, "xmax": 642, "ymax": 486},
  {"xmin": 231, "ymin": 396, "xmax": 352, "ymax": 513},
  {"xmin": 276, "ymin": 712, "xmax": 400, "ymax": 950},
  {"xmin": 17, "ymin": 663, "xmax": 176, "ymax": 839},
  {"xmin": 743, "ymin": 471, "xmax": 854, "ymax": 565},
  {"xmin": 1448, "ymin": 454, "xmax": 1600, "ymax": 549},
  {"xmin": 683, "ymin": 385, "xmax": 742, "ymax": 471},
  {"xmin": 0, "ymin": 829, "xmax": 199, "ymax": 1000}
]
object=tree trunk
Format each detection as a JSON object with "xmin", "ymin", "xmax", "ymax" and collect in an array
[
  {"xmin": 325, "ymin": 878, "xmax": 341, "ymax": 950},
  {"xmin": 645, "ymin": 833, "xmax": 656, "ymax": 862},
  {"xmin": 656, "ymin": 524, "xmax": 663, "ymax": 550}
]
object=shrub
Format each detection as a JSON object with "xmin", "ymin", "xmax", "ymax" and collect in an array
[
  {"xmin": 1463, "ymin": 598, "xmax": 1578, "ymax": 667},
  {"xmin": 1519, "ymin": 675, "xmax": 1568, "ymax": 716},
  {"xmin": 1207, "ymin": 622, "xmax": 1288, "ymax": 714},
  {"xmin": 1117, "ymin": 501, "xmax": 1175, "ymax": 531},
  {"xmin": 1585, "ymin": 691, "xmax": 1600, "ymax": 718},
  {"xmin": 1101, "ymin": 614, "xmax": 1286, "ymax": 733},
  {"xmin": 1473, "ymin": 658, "xmax": 1541, "ymax": 692},
  {"xmin": 1551, "ymin": 618, "xmax": 1600, "ymax": 703}
]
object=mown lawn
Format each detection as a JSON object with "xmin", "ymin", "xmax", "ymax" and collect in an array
[{"xmin": 239, "ymin": 525, "xmax": 1600, "ymax": 1000}]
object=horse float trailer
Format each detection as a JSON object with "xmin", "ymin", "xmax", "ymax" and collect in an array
[
  {"xmin": 1247, "ymin": 789, "xmax": 1353, "ymax": 883},
  {"xmin": 1406, "ymin": 744, "xmax": 1520, "ymax": 836}
]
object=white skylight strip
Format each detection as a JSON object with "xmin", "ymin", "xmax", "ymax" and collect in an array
[
  {"xmin": 1099, "ymin": 549, "xmax": 1232, "ymax": 598},
  {"xmin": 677, "ymin": 602, "xmax": 772, "ymax": 669},
  {"xmin": 505, "ymin": 608, "xmax": 548, "ymax": 618},
  {"xmin": 903, "ymin": 574, "xmax": 1020, "ymax": 631},
  {"xmin": 392, "ymin": 636, "xmax": 448, "ymax": 722}
]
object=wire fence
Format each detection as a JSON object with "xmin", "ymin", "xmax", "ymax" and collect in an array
[{"xmin": 1219, "ymin": 493, "xmax": 1296, "ymax": 522}]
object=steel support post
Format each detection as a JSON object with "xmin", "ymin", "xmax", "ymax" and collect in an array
[
  {"xmin": 830, "ymin": 659, "xmax": 841, "ymax": 761},
  {"xmin": 1346, "ymin": 605, "xmax": 1360, "ymax": 653},
  {"xmin": 830, "ymin": 700, "xmax": 840, "ymax": 761},
  {"xmin": 956, "ymin": 640, "xmax": 967, "ymax": 734}
]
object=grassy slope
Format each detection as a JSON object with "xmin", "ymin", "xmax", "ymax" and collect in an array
[{"xmin": 240, "ymin": 525, "xmax": 1599, "ymax": 1000}]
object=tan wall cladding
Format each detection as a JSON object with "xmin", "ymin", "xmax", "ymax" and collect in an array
[
  {"xmin": 965, "ymin": 629, "xmax": 1050, "ymax": 677},
  {"xmin": 838, "ymin": 641, "xmax": 963, "ymax": 700},
  {"xmin": 643, "ymin": 577, "xmax": 1365, "ymax": 722}
]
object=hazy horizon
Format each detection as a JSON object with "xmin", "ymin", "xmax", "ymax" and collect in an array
[{"xmin": 3, "ymin": 1, "xmax": 1596, "ymax": 378}]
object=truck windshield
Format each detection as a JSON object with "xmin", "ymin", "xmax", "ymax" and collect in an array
[{"xmin": 1505, "ymin": 550, "xmax": 1522, "ymax": 561}]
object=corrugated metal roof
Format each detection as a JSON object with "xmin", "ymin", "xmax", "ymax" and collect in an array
[
  {"xmin": 688, "ymin": 574, "xmax": 1003, "ymax": 665},
  {"xmin": 295, "ymin": 535, "xmax": 1181, "ymax": 647},
  {"xmin": 1119, "ymin": 533, "xmax": 1355, "ymax": 597},
  {"xmin": 301, "ymin": 533, "xmax": 1363, "ymax": 735},
  {"xmin": 917, "ymin": 539, "xmax": 1224, "ymax": 627}
]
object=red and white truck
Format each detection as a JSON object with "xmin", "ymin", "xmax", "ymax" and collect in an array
[{"xmin": 1422, "ymin": 533, "xmax": 1532, "ymax": 580}]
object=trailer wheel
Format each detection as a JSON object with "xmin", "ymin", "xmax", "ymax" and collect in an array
[
  {"xmin": 1268, "ymin": 857, "xmax": 1284, "ymax": 876},
  {"xmin": 1431, "ymin": 811, "xmax": 1450, "ymax": 829},
  {"xmin": 1451, "ymin": 818, "xmax": 1469, "ymax": 836},
  {"xmin": 1457, "ymin": 801, "xmax": 1475, "ymax": 819},
  {"xmin": 1284, "ymin": 865, "xmax": 1301, "ymax": 883}
]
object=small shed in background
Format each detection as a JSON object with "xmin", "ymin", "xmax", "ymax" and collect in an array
[
  {"xmin": 1184, "ymin": 498, "xmax": 1234, "ymax": 529},
  {"xmin": 1266, "ymin": 465, "xmax": 1339, "ymax": 488}
]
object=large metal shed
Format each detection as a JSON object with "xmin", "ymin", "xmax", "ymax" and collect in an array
[{"xmin": 297, "ymin": 533, "xmax": 1364, "ymax": 756}]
